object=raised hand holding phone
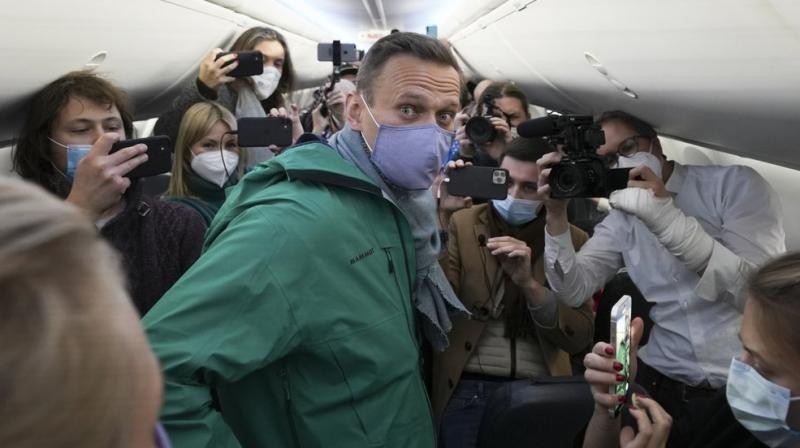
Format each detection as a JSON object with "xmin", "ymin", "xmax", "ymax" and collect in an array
[
  {"xmin": 109, "ymin": 136, "xmax": 172, "ymax": 179},
  {"xmin": 199, "ymin": 49, "xmax": 238, "ymax": 90},
  {"xmin": 215, "ymin": 50, "xmax": 264, "ymax": 78},
  {"xmin": 66, "ymin": 133, "xmax": 148, "ymax": 217}
]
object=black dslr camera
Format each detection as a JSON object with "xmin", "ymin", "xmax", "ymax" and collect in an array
[
  {"xmin": 465, "ymin": 95, "xmax": 507, "ymax": 145},
  {"xmin": 520, "ymin": 115, "xmax": 630, "ymax": 198},
  {"xmin": 465, "ymin": 115, "xmax": 496, "ymax": 145}
]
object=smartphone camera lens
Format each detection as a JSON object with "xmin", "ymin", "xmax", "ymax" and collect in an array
[{"xmin": 492, "ymin": 170, "xmax": 506, "ymax": 185}]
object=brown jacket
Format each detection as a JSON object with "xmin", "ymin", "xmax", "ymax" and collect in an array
[{"xmin": 432, "ymin": 203, "xmax": 594, "ymax": 422}]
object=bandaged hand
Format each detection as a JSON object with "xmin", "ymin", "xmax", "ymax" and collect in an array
[{"xmin": 610, "ymin": 184, "xmax": 714, "ymax": 273}]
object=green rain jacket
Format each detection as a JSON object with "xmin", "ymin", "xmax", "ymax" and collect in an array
[{"xmin": 143, "ymin": 142, "xmax": 435, "ymax": 448}]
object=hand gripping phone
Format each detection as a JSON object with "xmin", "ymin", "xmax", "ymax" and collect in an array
[
  {"xmin": 446, "ymin": 166, "xmax": 509, "ymax": 200},
  {"xmin": 609, "ymin": 295, "xmax": 632, "ymax": 418},
  {"xmin": 109, "ymin": 135, "xmax": 173, "ymax": 179},
  {"xmin": 215, "ymin": 50, "xmax": 264, "ymax": 78}
]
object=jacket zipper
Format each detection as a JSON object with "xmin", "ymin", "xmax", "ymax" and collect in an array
[
  {"xmin": 279, "ymin": 366, "xmax": 302, "ymax": 447},
  {"xmin": 384, "ymin": 248, "xmax": 417, "ymax": 343},
  {"xmin": 385, "ymin": 229, "xmax": 436, "ymax": 447},
  {"xmin": 385, "ymin": 248, "xmax": 395, "ymax": 274}
]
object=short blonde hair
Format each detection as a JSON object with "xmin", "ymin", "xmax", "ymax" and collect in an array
[
  {"xmin": 167, "ymin": 101, "xmax": 241, "ymax": 198},
  {"xmin": 748, "ymin": 251, "xmax": 800, "ymax": 360},
  {"xmin": 0, "ymin": 177, "xmax": 148, "ymax": 447}
]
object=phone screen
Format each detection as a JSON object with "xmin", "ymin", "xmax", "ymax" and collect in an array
[{"xmin": 609, "ymin": 295, "xmax": 632, "ymax": 418}]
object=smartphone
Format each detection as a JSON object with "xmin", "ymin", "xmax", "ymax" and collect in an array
[
  {"xmin": 446, "ymin": 166, "xmax": 509, "ymax": 200},
  {"xmin": 317, "ymin": 42, "xmax": 359, "ymax": 63},
  {"xmin": 609, "ymin": 295, "xmax": 632, "ymax": 418},
  {"xmin": 605, "ymin": 167, "xmax": 633, "ymax": 194},
  {"xmin": 109, "ymin": 136, "xmax": 173, "ymax": 179},
  {"xmin": 215, "ymin": 50, "xmax": 264, "ymax": 77},
  {"xmin": 237, "ymin": 117, "xmax": 293, "ymax": 147}
]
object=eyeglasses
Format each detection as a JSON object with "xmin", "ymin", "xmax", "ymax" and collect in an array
[{"xmin": 617, "ymin": 135, "xmax": 652, "ymax": 157}]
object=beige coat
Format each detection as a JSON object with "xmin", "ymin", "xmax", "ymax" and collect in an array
[{"xmin": 432, "ymin": 204, "xmax": 594, "ymax": 422}]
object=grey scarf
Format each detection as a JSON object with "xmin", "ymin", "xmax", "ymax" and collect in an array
[
  {"xmin": 329, "ymin": 125, "xmax": 468, "ymax": 351},
  {"xmin": 235, "ymin": 86, "xmax": 273, "ymax": 168}
]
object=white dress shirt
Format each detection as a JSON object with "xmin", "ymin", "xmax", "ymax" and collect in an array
[{"xmin": 544, "ymin": 162, "xmax": 785, "ymax": 388}]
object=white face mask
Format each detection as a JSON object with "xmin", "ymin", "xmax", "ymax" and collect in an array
[
  {"xmin": 615, "ymin": 151, "xmax": 663, "ymax": 180},
  {"xmin": 252, "ymin": 66, "xmax": 282, "ymax": 100},
  {"xmin": 190, "ymin": 150, "xmax": 239, "ymax": 188},
  {"xmin": 492, "ymin": 195, "xmax": 542, "ymax": 226},
  {"xmin": 727, "ymin": 358, "xmax": 800, "ymax": 447}
]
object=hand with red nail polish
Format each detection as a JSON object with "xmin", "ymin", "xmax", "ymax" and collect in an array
[
  {"xmin": 582, "ymin": 318, "xmax": 645, "ymax": 416},
  {"xmin": 582, "ymin": 318, "xmax": 670, "ymax": 448}
]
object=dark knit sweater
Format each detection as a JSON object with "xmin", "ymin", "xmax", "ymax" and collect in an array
[{"xmin": 100, "ymin": 190, "xmax": 206, "ymax": 316}]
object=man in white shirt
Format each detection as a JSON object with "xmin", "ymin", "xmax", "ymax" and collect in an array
[{"xmin": 536, "ymin": 110, "xmax": 786, "ymax": 418}]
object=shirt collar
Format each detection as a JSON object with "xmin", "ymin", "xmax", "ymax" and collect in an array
[{"xmin": 664, "ymin": 161, "xmax": 686, "ymax": 195}]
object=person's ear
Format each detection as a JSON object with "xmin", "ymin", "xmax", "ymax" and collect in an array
[{"xmin": 345, "ymin": 91, "xmax": 363, "ymax": 131}]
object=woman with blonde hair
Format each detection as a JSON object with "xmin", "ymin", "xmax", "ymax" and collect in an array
[
  {"xmin": 165, "ymin": 101, "xmax": 244, "ymax": 225},
  {"xmin": 0, "ymin": 176, "xmax": 169, "ymax": 447}
]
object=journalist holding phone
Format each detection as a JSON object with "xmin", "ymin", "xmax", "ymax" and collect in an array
[
  {"xmin": 434, "ymin": 137, "xmax": 594, "ymax": 448},
  {"xmin": 12, "ymin": 71, "xmax": 206, "ymax": 315},
  {"xmin": 155, "ymin": 26, "xmax": 303, "ymax": 166},
  {"xmin": 581, "ymin": 252, "xmax": 800, "ymax": 448}
]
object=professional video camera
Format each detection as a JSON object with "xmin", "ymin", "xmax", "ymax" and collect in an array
[{"xmin": 517, "ymin": 115, "xmax": 631, "ymax": 198}]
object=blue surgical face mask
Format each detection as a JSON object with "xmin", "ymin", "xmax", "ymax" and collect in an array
[
  {"xmin": 727, "ymin": 357, "xmax": 800, "ymax": 447},
  {"xmin": 492, "ymin": 195, "xmax": 542, "ymax": 226},
  {"xmin": 361, "ymin": 94, "xmax": 454, "ymax": 190},
  {"xmin": 49, "ymin": 137, "xmax": 91, "ymax": 181}
]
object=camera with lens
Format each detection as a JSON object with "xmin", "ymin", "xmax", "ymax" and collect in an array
[
  {"xmin": 465, "ymin": 116, "xmax": 497, "ymax": 145},
  {"xmin": 465, "ymin": 95, "xmax": 506, "ymax": 145},
  {"xmin": 531, "ymin": 115, "xmax": 630, "ymax": 198}
]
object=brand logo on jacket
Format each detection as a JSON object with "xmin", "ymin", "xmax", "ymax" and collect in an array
[{"xmin": 350, "ymin": 248, "xmax": 375, "ymax": 265}]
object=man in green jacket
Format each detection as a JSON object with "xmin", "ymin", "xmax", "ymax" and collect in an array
[{"xmin": 144, "ymin": 31, "xmax": 465, "ymax": 447}]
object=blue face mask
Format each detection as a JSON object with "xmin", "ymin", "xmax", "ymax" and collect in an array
[
  {"xmin": 727, "ymin": 357, "xmax": 800, "ymax": 447},
  {"xmin": 49, "ymin": 137, "xmax": 91, "ymax": 181},
  {"xmin": 492, "ymin": 195, "xmax": 542, "ymax": 226},
  {"xmin": 155, "ymin": 422, "xmax": 172, "ymax": 448},
  {"xmin": 361, "ymin": 94, "xmax": 454, "ymax": 190}
]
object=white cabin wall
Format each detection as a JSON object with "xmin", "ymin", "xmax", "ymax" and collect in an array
[{"xmin": 450, "ymin": 0, "xmax": 800, "ymax": 172}]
